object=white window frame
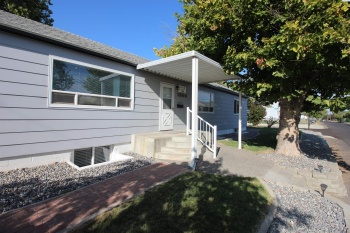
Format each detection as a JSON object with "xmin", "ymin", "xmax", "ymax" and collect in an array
[
  {"xmin": 70, "ymin": 146, "xmax": 111, "ymax": 169},
  {"xmin": 234, "ymin": 99, "xmax": 239, "ymax": 115},
  {"xmin": 198, "ymin": 90, "xmax": 215, "ymax": 114},
  {"xmin": 48, "ymin": 56, "xmax": 135, "ymax": 110}
]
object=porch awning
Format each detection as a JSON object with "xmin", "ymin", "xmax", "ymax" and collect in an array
[{"xmin": 136, "ymin": 51, "xmax": 240, "ymax": 83}]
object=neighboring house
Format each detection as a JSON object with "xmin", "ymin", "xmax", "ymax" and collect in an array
[{"xmin": 0, "ymin": 10, "xmax": 247, "ymax": 171}]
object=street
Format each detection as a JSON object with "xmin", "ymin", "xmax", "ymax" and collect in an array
[
  {"xmin": 312, "ymin": 122, "xmax": 350, "ymax": 204},
  {"xmin": 313, "ymin": 122, "xmax": 350, "ymax": 147}
]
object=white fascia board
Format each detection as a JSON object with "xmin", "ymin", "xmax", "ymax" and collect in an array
[
  {"xmin": 137, "ymin": 50, "xmax": 241, "ymax": 81},
  {"xmin": 137, "ymin": 51, "xmax": 196, "ymax": 70}
]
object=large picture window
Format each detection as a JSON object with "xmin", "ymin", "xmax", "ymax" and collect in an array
[
  {"xmin": 198, "ymin": 90, "xmax": 214, "ymax": 113},
  {"xmin": 50, "ymin": 58, "xmax": 134, "ymax": 109}
]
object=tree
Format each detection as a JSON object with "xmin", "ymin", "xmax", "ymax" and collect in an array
[
  {"xmin": 0, "ymin": 0, "xmax": 53, "ymax": 26},
  {"xmin": 52, "ymin": 60, "xmax": 74, "ymax": 91},
  {"xmin": 247, "ymin": 98, "xmax": 266, "ymax": 126},
  {"xmin": 155, "ymin": 0, "xmax": 350, "ymax": 156},
  {"xmin": 265, "ymin": 117, "xmax": 278, "ymax": 128}
]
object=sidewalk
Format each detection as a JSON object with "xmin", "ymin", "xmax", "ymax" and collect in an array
[{"xmin": 0, "ymin": 163, "xmax": 187, "ymax": 233}]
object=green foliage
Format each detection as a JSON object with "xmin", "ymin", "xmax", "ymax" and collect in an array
[
  {"xmin": 335, "ymin": 111, "xmax": 345, "ymax": 122},
  {"xmin": 248, "ymin": 98, "xmax": 266, "ymax": 126},
  {"xmin": 155, "ymin": 0, "xmax": 350, "ymax": 111},
  {"xmin": 344, "ymin": 111, "xmax": 350, "ymax": 122},
  {"xmin": 0, "ymin": 0, "xmax": 53, "ymax": 25}
]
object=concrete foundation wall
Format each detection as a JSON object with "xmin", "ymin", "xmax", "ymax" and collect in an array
[
  {"xmin": 0, "ymin": 143, "xmax": 132, "ymax": 172},
  {"xmin": 0, "ymin": 151, "xmax": 71, "ymax": 172}
]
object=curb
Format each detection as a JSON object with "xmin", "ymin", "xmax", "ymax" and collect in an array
[{"xmin": 257, "ymin": 177, "xmax": 278, "ymax": 233}]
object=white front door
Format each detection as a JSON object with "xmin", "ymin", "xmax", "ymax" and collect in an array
[{"xmin": 159, "ymin": 83, "xmax": 174, "ymax": 131}]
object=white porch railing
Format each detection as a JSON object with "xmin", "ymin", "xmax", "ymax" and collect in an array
[{"xmin": 186, "ymin": 107, "xmax": 217, "ymax": 158}]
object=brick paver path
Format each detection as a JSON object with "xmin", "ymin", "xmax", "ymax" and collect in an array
[{"xmin": 0, "ymin": 163, "xmax": 187, "ymax": 233}]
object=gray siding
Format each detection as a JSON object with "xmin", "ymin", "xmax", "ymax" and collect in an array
[
  {"xmin": 0, "ymin": 30, "xmax": 246, "ymax": 160},
  {"xmin": 197, "ymin": 86, "xmax": 248, "ymax": 134},
  {"xmin": 0, "ymin": 31, "xmax": 190, "ymax": 159}
]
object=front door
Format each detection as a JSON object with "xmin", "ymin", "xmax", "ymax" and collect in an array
[{"xmin": 160, "ymin": 83, "xmax": 174, "ymax": 131}]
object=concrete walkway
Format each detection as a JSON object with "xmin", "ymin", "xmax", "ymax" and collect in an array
[
  {"xmin": 196, "ymin": 140, "xmax": 350, "ymax": 230},
  {"xmin": 0, "ymin": 163, "xmax": 187, "ymax": 233}
]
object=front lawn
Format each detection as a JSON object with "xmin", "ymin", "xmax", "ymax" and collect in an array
[
  {"xmin": 220, "ymin": 127, "xmax": 279, "ymax": 153},
  {"xmin": 74, "ymin": 172, "xmax": 271, "ymax": 233}
]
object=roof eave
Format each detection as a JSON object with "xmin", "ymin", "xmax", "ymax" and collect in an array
[{"xmin": 0, "ymin": 24, "xmax": 139, "ymax": 67}]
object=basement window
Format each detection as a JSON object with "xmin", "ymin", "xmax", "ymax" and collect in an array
[
  {"xmin": 73, "ymin": 146, "xmax": 111, "ymax": 168},
  {"xmin": 50, "ymin": 57, "xmax": 134, "ymax": 109}
]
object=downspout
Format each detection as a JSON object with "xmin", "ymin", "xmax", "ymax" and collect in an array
[{"xmin": 190, "ymin": 57, "xmax": 199, "ymax": 169}]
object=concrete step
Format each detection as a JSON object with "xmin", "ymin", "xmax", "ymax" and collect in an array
[
  {"xmin": 172, "ymin": 135, "xmax": 192, "ymax": 142},
  {"xmin": 166, "ymin": 141, "xmax": 203, "ymax": 148},
  {"xmin": 154, "ymin": 152, "xmax": 191, "ymax": 161},
  {"xmin": 166, "ymin": 141, "xmax": 192, "ymax": 148},
  {"xmin": 161, "ymin": 147, "xmax": 191, "ymax": 154}
]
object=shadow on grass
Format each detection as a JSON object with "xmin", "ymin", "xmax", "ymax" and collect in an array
[
  {"xmin": 74, "ymin": 171, "xmax": 271, "ymax": 233},
  {"xmin": 220, "ymin": 128, "xmax": 278, "ymax": 152},
  {"xmin": 243, "ymin": 128, "xmax": 278, "ymax": 149}
]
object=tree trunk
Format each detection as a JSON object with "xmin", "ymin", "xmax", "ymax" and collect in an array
[{"xmin": 275, "ymin": 99, "xmax": 303, "ymax": 156}]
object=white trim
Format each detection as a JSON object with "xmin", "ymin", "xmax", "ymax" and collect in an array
[
  {"xmin": 238, "ymin": 87, "xmax": 242, "ymax": 150},
  {"xmin": 159, "ymin": 82, "xmax": 175, "ymax": 131},
  {"xmin": 190, "ymin": 57, "xmax": 199, "ymax": 169},
  {"xmin": 48, "ymin": 55, "xmax": 135, "ymax": 111},
  {"xmin": 137, "ymin": 51, "xmax": 223, "ymax": 70}
]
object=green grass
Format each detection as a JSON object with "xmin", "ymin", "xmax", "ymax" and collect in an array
[
  {"xmin": 74, "ymin": 172, "xmax": 271, "ymax": 233},
  {"xmin": 220, "ymin": 127, "xmax": 279, "ymax": 153}
]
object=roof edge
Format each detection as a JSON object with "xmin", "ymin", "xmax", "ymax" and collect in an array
[{"xmin": 0, "ymin": 24, "xmax": 139, "ymax": 67}]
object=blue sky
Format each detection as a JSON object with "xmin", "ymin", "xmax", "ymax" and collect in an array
[{"xmin": 51, "ymin": 1, "xmax": 183, "ymax": 60}]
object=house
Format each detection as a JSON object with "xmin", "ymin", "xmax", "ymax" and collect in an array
[{"xmin": 0, "ymin": 10, "xmax": 248, "ymax": 171}]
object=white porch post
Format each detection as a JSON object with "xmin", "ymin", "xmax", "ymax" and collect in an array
[
  {"xmin": 238, "ymin": 87, "xmax": 242, "ymax": 150},
  {"xmin": 190, "ymin": 57, "xmax": 199, "ymax": 169}
]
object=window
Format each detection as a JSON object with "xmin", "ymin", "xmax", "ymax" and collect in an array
[
  {"xmin": 198, "ymin": 91, "xmax": 214, "ymax": 113},
  {"xmin": 73, "ymin": 146, "xmax": 111, "ymax": 168},
  {"xmin": 234, "ymin": 100, "xmax": 239, "ymax": 114},
  {"xmin": 51, "ymin": 58, "xmax": 134, "ymax": 109}
]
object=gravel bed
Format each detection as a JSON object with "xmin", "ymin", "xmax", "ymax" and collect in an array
[
  {"xmin": 0, "ymin": 152, "xmax": 156, "ymax": 213},
  {"xmin": 268, "ymin": 182, "xmax": 347, "ymax": 233},
  {"xmin": 261, "ymin": 132, "xmax": 335, "ymax": 172}
]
